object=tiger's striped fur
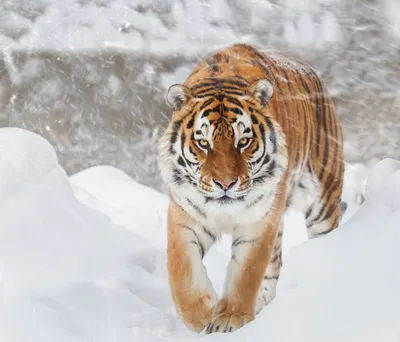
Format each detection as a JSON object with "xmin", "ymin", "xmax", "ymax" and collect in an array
[{"xmin": 158, "ymin": 43, "xmax": 344, "ymax": 334}]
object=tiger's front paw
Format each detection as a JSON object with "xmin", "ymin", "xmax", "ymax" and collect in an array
[
  {"xmin": 175, "ymin": 293, "xmax": 216, "ymax": 333},
  {"xmin": 205, "ymin": 298, "xmax": 254, "ymax": 334},
  {"xmin": 206, "ymin": 312, "xmax": 253, "ymax": 334}
]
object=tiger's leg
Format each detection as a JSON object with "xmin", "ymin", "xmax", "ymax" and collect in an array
[
  {"xmin": 255, "ymin": 221, "xmax": 284, "ymax": 313},
  {"xmin": 305, "ymin": 176, "xmax": 343, "ymax": 239},
  {"xmin": 167, "ymin": 200, "xmax": 217, "ymax": 332},
  {"xmin": 206, "ymin": 183, "xmax": 287, "ymax": 334}
]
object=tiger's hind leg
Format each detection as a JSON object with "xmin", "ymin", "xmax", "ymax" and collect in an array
[
  {"xmin": 305, "ymin": 199, "xmax": 341, "ymax": 239},
  {"xmin": 304, "ymin": 174, "xmax": 343, "ymax": 239},
  {"xmin": 255, "ymin": 221, "xmax": 283, "ymax": 314}
]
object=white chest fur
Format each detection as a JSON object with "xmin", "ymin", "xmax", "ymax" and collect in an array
[{"xmin": 170, "ymin": 179, "xmax": 279, "ymax": 237}]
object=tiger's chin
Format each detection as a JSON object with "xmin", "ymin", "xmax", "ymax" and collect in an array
[{"xmin": 204, "ymin": 198, "xmax": 248, "ymax": 215}]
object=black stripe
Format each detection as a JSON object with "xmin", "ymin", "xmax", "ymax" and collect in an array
[
  {"xmin": 328, "ymin": 108, "xmax": 339, "ymax": 182},
  {"xmin": 232, "ymin": 237, "xmax": 259, "ymax": 247},
  {"xmin": 231, "ymin": 255, "xmax": 239, "ymax": 264},
  {"xmin": 201, "ymin": 104, "xmax": 220, "ymax": 118},
  {"xmin": 307, "ymin": 190, "xmax": 340, "ymax": 226},
  {"xmin": 225, "ymin": 96, "xmax": 243, "ymax": 107},
  {"xmin": 179, "ymin": 224, "xmax": 205, "ymax": 258},
  {"xmin": 199, "ymin": 98, "xmax": 215, "ymax": 110},
  {"xmin": 265, "ymin": 118, "xmax": 277, "ymax": 153},
  {"xmin": 260, "ymin": 153, "xmax": 271, "ymax": 169},
  {"xmin": 215, "ymin": 85, "xmax": 244, "ymax": 92},
  {"xmin": 191, "ymin": 82, "xmax": 219, "ymax": 91},
  {"xmin": 320, "ymin": 173, "xmax": 335, "ymax": 200},
  {"xmin": 320, "ymin": 199, "xmax": 340, "ymax": 223},
  {"xmin": 180, "ymin": 132, "xmax": 186, "ymax": 160},
  {"xmin": 251, "ymin": 114, "xmax": 259, "ymax": 124},
  {"xmin": 172, "ymin": 168, "xmax": 184, "ymax": 185},
  {"xmin": 253, "ymin": 177, "xmax": 266, "ymax": 185},
  {"xmin": 297, "ymin": 70, "xmax": 312, "ymax": 102},
  {"xmin": 259, "ymin": 120, "xmax": 266, "ymax": 143},
  {"xmin": 177, "ymin": 156, "xmax": 186, "ymax": 167},
  {"xmin": 223, "ymin": 106, "xmax": 242, "ymax": 115},
  {"xmin": 305, "ymin": 206, "xmax": 313, "ymax": 219},
  {"xmin": 202, "ymin": 226, "xmax": 216, "ymax": 242},
  {"xmin": 186, "ymin": 198, "xmax": 207, "ymax": 218},
  {"xmin": 266, "ymin": 160, "xmax": 276, "ymax": 176},
  {"xmin": 185, "ymin": 175, "xmax": 196, "ymax": 185},
  {"xmin": 253, "ymin": 140, "xmax": 266, "ymax": 165},
  {"xmin": 296, "ymin": 71, "xmax": 312, "ymax": 152},
  {"xmin": 170, "ymin": 132, "xmax": 178, "ymax": 145},
  {"xmin": 250, "ymin": 143, "xmax": 260, "ymax": 160},
  {"xmin": 312, "ymin": 225, "xmax": 335, "ymax": 238},
  {"xmin": 270, "ymin": 253, "xmax": 280, "ymax": 263},
  {"xmin": 203, "ymin": 77, "xmax": 249, "ymax": 87},
  {"xmin": 246, "ymin": 194, "xmax": 265, "ymax": 208},
  {"xmin": 193, "ymin": 93, "xmax": 217, "ymax": 99},
  {"xmin": 220, "ymin": 91, "xmax": 245, "ymax": 96},
  {"xmin": 298, "ymin": 182, "xmax": 306, "ymax": 189},
  {"xmin": 169, "ymin": 119, "xmax": 183, "ymax": 154},
  {"xmin": 186, "ymin": 117, "xmax": 194, "ymax": 129},
  {"xmin": 190, "ymin": 241, "xmax": 205, "ymax": 258},
  {"xmin": 315, "ymin": 76, "xmax": 329, "ymax": 181},
  {"xmin": 312, "ymin": 74, "xmax": 322, "ymax": 157},
  {"xmin": 194, "ymin": 86, "xmax": 215, "ymax": 94}
]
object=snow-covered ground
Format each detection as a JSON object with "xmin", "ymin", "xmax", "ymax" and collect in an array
[{"xmin": 1, "ymin": 127, "xmax": 399, "ymax": 341}]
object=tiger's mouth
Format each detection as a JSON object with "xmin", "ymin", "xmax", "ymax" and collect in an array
[
  {"xmin": 203, "ymin": 192, "xmax": 246, "ymax": 204},
  {"xmin": 205, "ymin": 196, "xmax": 245, "ymax": 204},
  {"xmin": 216, "ymin": 195, "xmax": 245, "ymax": 204}
]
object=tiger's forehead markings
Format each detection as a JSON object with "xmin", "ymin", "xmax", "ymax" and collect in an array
[{"xmin": 193, "ymin": 97, "xmax": 253, "ymax": 142}]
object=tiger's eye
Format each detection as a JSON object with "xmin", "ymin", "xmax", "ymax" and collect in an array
[
  {"xmin": 198, "ymin": 139, "xmax": 209, "ymax": 148},
  {"xmin": 238, "ymin": 137, "xmax": 249, "ymax": 147}
]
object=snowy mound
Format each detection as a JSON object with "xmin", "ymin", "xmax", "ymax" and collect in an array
[
  {"xmin": 0, "ymin": 128, "xmax": 399, "ymax": 341},
  {"xmin": 0, "ymin": 127, "xmax": 59, "ymax": 188},
  {"xmin": 0, "ymin": 128, "xmax": 175, "ymax": 341},
  {"xmin": 70, "ymin": 165, "xmax": 169, "ymax": 249}
]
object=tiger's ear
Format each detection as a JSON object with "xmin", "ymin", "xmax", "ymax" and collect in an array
[
  {"xmin": 248, "ymin": 79, "xmax": 274, "ymax": 106},
  {"xmin": 166, "ymin": 84, "xmax": 192, "ymax": 111}
]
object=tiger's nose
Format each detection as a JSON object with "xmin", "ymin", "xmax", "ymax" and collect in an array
[{"xmin": 214, "ymin": 178, "xmax": 237, "ymax": 190}]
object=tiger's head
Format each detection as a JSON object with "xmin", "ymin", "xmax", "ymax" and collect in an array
[{"xmin": 158, "ymin": 78, "xmax": 287, "ymax": 211}]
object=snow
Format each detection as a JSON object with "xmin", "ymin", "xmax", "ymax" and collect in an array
[
  {"xmin": 0, "ymin": 127, "xmax": 398, "ymax": 341},
  {"xmin": 0, "ymin": 128, "xmax": 174, "ymax": 341},
  {"xmin": 382, "ymin": 0, "xmax": 400, "ymax": 39},
  {"xmin": 0, "ymin": 0, "xmax": 347, "ymax": 55}
]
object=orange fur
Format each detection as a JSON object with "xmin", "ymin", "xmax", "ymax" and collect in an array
[{"xmin": 167, "ymin": 200, "xmax": 215, "ymax": 332}]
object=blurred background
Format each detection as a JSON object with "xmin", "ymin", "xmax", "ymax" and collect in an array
[{"xmin": 0, "ymin": 0, "xmax": 399, "ymax": 191}]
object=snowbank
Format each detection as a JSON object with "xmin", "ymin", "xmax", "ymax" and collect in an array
[
  {"xmin": 0, "ymin": 128, "xmax": 399, "ymax": 341},
  {"xmin": 0, "ymin": 128, "xmax": 176, "ymax": 341}
]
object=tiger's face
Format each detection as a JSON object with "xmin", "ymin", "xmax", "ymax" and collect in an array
[{"xmin": 159, "ymin": 78, "xmax": 287, "ymax": 209}]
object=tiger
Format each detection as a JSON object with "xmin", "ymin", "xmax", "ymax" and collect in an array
[{"xmin": 158, "ymin": 43, "xmax": 344, "ymax": 334}]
